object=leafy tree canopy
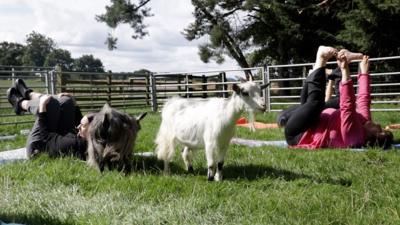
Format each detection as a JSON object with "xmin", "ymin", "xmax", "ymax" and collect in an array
[
  {"xmin": 184, "ymin": 0, "xmax": 400, "ymax": 67},
  {"xmin": 73, "ymin": 54, "xmax": 105, "ymax": 72},
  {"xmin": 22, "ymin": 31, "xmax": 56, "ymax": 67},
  {"xmin": 0, "ymin": 42, "xmax": 25, "ymax": 66},
  {"xmin": 96, "ymin": 0, "xmax": 152, "ymax": 50},
  {"xmin": 44, "ymin": 48, "xmax": 74, "ymax": 71}
]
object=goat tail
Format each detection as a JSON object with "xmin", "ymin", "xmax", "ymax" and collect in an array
[{"xmin": 155, "ymin": 122, "xmax": 175, "ymax": 162}]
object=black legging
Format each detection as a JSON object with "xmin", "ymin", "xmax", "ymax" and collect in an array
[{"xmin": 280, "ymin": 67, "xmax": 327, "ymax": 145}]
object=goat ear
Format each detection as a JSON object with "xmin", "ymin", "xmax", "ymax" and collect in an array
[
  {"xmin": 101, "ymin": 103, "xmax": 112, "ymax": 113},
  {"xmin": 98, "ymin": 112, "xmax": 110, "ymax": 140},
  {"xmin": 249, "ymin": 75, "xmax": 253, "ymax": 82},
  {"xmin": 232, "ymin": 83, "xmax": 241, "ymax": 94},
  {"xmin": 136, "ymin": 112, "xmax": 147, "ymax": 121},
  {"xmin": 260, "ymin": 82, "xmax": 271, "ymax": 90}
]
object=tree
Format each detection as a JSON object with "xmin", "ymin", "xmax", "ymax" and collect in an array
[
  {"xmin": 96, "ymin": 0, "xmax": 152, "ymax": 50},
  {"xmin": 335, "ymin": 0, "xmax": 400, "ymax": 57},
  {"xmin": 184, "ymin": 0, "xmax": 251, "ymax": 69},
  {"xmin": 73, "ymin": 54, "xmax": 105, "ymax": 72},
  {"xmin": 0, "ymin": 42, "xmax": 25, "ymax": 66},
  {"xmin": 44, "ymin": 48, "xmax": 74, "ymax": 71},
  {"xmin": 185, "ymin": 0, "xmax": 400, "ymax": 68},
  {"xmin": 22, "ymin": 31, "xmax": 56, "ymax": 67}
]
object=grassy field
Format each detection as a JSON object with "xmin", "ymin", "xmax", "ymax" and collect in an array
[{"xmin": 1, "ymin": 110, "xmax": 400, "ymax": 225}]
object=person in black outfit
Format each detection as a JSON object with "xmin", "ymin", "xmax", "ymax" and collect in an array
[
  {"xmin": 7, "ymin": 79, "xmax": 96, "ymax": 159},
  {"xmin": 276, "ymin": 48, "xmax": 364, "ymax": 129}
]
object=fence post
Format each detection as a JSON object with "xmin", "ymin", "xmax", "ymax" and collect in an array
[
  {"xmin": 48, "ymin": 69, "xmax": 56, "ymax": 95},
  {"xmin": 220, "ymin": 72, "xmax": 228, "ymax": 98},
  {"xmin": 185, "ymin": 74, "xmax": 193, "ymax": 98},
  {"xmin": 149, "ymin": 73, "xmax": 158, "ymax": 112},
  {"xmin": 177, "ymin": 75, "xmax": 182, "ymax": 97},
  {"xmin": 145, "ymin": 75, "xmax": 150, "ymax": 105},
  {"xmin": 44, "ymin": 69, "xmax": 50, "ymax": 94},
  {"xmin": 11, "ymin": 67, "xmax": 15, "ymax": 85},
  {"xmin": 265, "ymin": 66, "xmax": 271, "ymax": 112},
  {"xmin": 202, "ymin": 75, "xmax": 207, "ymax": 98},
  {"xmin": 107, "ymin": 72, "xmax": 112, "ymax": 106},
  {"xmin": 58, "ymin": 66, "xmax": 66, "ymax": 93}
]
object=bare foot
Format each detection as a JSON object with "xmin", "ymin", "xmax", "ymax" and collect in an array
[
  {"xmin": 359, "ymin": 55, "xmax": 369, "ymax": 74},
  {"xmin": 336, "ymin": 51, "xmax": 348, "ymax": 70},
  {"xmin": 339, "ymin": 49, "xmax": 363, "ymax": 62},
  {"xmin": 317, "ymin": 46, "xmax": 337, "ymax": 61}
]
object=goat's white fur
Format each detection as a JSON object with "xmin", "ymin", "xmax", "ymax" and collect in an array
[{"xmin": 155, "ymin": 81, "xmax": 266, "ymax": 181}]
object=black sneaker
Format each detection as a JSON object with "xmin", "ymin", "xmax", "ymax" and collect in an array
[
  {"xmin": 14, "ymin": 78, "xmax": 33, "ymax": 99},
  {"xmin": 7, "ymin": 87, "xmax": 24, "ymax": 115}
]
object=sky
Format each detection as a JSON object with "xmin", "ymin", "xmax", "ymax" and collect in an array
[{"xmin": 0, "ymin": 0, "xmax": 238, "ymax": 73}]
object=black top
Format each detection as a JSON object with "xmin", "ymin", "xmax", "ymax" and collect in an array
[{"xmin": 34, "ymin": 112, "xmax": 87, "ymax": 160}]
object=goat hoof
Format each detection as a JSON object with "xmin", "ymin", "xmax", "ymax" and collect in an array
[
  {"xmin": 207, "ymin": 175, "xmax": 215, "ymax": 181},
  {"xmin": 215, "ymin": 173, "xmax": 222, "ymax": 181}
]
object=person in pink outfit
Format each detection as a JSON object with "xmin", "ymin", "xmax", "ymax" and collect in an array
[{"xmin": 278, "ymin": 46, "xmax": 393, "ymax": 149}]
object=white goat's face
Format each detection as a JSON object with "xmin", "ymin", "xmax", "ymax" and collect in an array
[{"xmin": 233, "ymin": 81, "xmax": 267, "ymax": 112}]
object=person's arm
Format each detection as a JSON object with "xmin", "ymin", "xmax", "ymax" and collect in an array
[
  {"xmin": 325, "ymin": 79, "xmax": 334, "ymax": 102},
  {"xmin": 34, "ymin": 95, "xmax": 53, "ymax": 140},
  {"xmin": 32, "ymin": 95, "xmax": 87, "ymax": 159}
]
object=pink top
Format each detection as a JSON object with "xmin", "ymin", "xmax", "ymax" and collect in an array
[{"xmin": 295, "ymin": 73, "xmax": 371, "ymax": 149}]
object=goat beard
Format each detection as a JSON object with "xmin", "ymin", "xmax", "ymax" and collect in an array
[{"xmin": 247, "ymin": 110, "xmax": 256, "ymax": 132}]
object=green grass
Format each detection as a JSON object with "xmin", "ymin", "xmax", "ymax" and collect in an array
[{"xmin": 1, "ymin": 111, "xmax": 400, "ymax": 224}]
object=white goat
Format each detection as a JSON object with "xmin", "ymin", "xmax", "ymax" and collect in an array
[{"xmin": 155, "ymin": 81, "xmax": 269, "ymax": 181}]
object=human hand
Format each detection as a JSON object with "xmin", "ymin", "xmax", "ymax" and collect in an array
[
  {"xmin": 336, "ymin": 51, "xmax": 348, "ymax": 70},
  {"xmin": 57, "ymin": 92, "xmax": 73, "ymax": 98},
  {"xmin": 39, "ymin": 95, "xmax": 52, "ymax": 113},
  {"xmin": 359, "ymin": 55, "xmax": 369, "ymax": 74},
  {"xmin": 57, "ymin": 92, "xmax": 77, "ymax": 105}
]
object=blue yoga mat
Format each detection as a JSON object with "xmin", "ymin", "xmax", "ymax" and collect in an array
[
  {"xmin": 231, "ymin": 138, "xmax": 400, "ymax": 152},
  {"xmin": 0, "ymin": 148, "xmax": 155, "ymax": 165}
]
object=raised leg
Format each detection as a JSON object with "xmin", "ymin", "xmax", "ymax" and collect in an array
[
  {"xmin": 181, "ymin": 146, "xmax": 194, "ymax": 173},
  {"xmin": 338, "ymin": 49, "xmax": 363, "ymax": 63},
  {"xmin": 314, "ymin": 46, "xmax": 337, "ymax": 70}
]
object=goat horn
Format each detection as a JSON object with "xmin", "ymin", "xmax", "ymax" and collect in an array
[{"xmin": 260, "ymin": 82, "xmax": 271, "ymax": 90}]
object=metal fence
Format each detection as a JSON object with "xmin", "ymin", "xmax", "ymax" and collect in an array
[
  {"xmin": 0, "ymin": 66, "xmax": 54, "ymax": 126},
  {"xmin": 1, "ymin": 55, "xmax": 400, "ymax": 128},
  {"xmin": 0, "ymin": 66, "xmax": 265, "ymax": 127}
]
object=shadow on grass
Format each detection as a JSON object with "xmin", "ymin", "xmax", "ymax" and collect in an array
[
  {"xmin": 132, "ymin": 155, "xmax": 186, "ymax": 175},
  {"xmin": 0, "ymin": 213, "xmax": 74, "ymax": 225},
  {"xmin": 222, "ymin": 164, "xmax": 352, "ymax": 186},
  {"xmin": 132, "ymin": 156, "xmax": 352, "ymax": 186}
]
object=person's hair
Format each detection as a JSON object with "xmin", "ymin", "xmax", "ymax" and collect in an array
[{"xmin": 365, "ymin": 129, "xmax": 394, "ymax": 150}]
